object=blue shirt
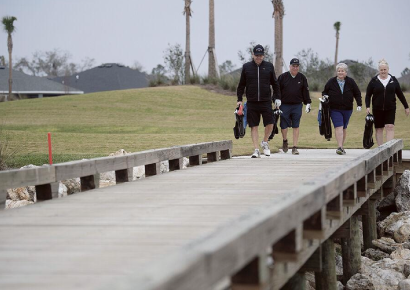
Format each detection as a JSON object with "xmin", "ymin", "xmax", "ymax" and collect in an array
[{"xmin": 337, "ymin": 79, "xmax": 345, "ymax": 93}]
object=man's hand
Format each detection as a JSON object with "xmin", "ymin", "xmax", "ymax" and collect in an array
[
  {"xmin": 357, "ymin": 106, "xmax": 362, "ymax": 112},
  {"xmin": 405, "ymin": 108, "xmax": 410, "ymax": 117},
  {"xmin": 274, "ymin": 99, "xmax": 281, "ymax": 108},
  {"xmin": 305, "ymin": 104, "xmax": 311, "ymax": 113},
  {"xmin": 366, "ymin": 108, "xmax": 371, "ymax": 114}
]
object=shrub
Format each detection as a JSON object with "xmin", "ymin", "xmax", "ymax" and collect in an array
[
  {"xmin": 401, "ymin": 84, "xmax": 408, "ymax": 92},
  {"xmin": 190, "ymin": 75, "xmax": 200, "ymax": 84},
  {"xmin": 310, "ymin": 82, "xmax": 320, "ymax": 92}
]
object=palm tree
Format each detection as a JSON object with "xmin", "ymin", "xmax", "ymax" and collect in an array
[
  {"xmin": 208, "ymin": 0, "xmax": 218, "ymax": 79},
  {"xmin": 2, "ymin": 16, "xmax": 17, "ymax": 102},
  {"xmin": 183, "ymin": 0, "xmax": 192, "ymax": 84},
  {"xmin": 334, "ymin": 21, "xmax": 341, "ymax": 66},
  {"xmin": 272, "ymin": 0, "xmax": 284, "ymax": 76}
]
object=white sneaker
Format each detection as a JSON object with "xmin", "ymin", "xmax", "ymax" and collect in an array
[
  {"xmin": 260, "ymin": 141, "xmax": 270, "ymax": 156},
  {"xmin": 251, "ymin": 149, "xmax": 261, "ymax": 158}
]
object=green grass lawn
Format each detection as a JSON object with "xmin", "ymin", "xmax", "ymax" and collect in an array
[{"xmin": 0, "ymin": 85, "xmax": 409, "ymax": 168}]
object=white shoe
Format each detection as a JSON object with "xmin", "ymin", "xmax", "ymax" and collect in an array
[
  {"xmin": 260, "ymin": 141, "xmax": 270, "ymax": 156},
  {"xmin": 251, "ymin": 149, "xmax": 261, "ymax": 158}
]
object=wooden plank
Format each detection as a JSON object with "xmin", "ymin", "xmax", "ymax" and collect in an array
[
  {"xmin": 207, "ymin": 151, "xmax": 219, "ymax": 162},
  {"xmin": 189, "ymin": 155, "xmax": 202, "ymax": 166},
  {"xmin": 326, "ymin": 193, "xmax": 343, "ymax": 220},
  {"xmin": 342, "ymin": 184, "xmax": 357, "ymax": 206},
  {"xmin": 0, "ymin": 165, "xmax": 56, "ymax": 191},
  {"xmin": 55, "ymin": 159, "xmax": 97, "ymax": 181}
]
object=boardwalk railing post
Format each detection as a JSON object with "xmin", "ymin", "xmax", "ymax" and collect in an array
[
  {"xmin": 231, "ymin": 254, "xmax": 269, "ymax": 290},
  {"xmin": 145, "ymin": 163, "xmax": 161, "ymax": 177},
  {"xmin": 80, "ymin": 175, "xmax": 96, "ymax": 192},
  {"xmin": 207, "ymin": 151, "xmax": 219, "ymax": 162},
  {"xmin": 115, "ymin": 168, "xmax": 132, "ymax": 183},
  {"xmin": 220, "ymin": 149, "xmax": 231, "ymax": 160},
  {"xmin": 169, "ymin": 158, "xmax": 183, "ymax": 171},
  {"xmin": 189, "ymin": 155, "xmax": 202, "ymax": 166}
]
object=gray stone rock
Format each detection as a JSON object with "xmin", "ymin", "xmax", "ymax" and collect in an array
[
  {"xmin": 337, "ymin": 280, "xmax": 345, "ymax": 290},
  {"xmin": 360, "ymin": 256, "xmax": 406, "ymax": 289},
  {"xmin": 378, "ymin": 212, "xmax": 410, "ymax": 243},
  {"xmin": 396, "ymin": 171, "xmax": 410, "ymax": 212},
  {"xmin": 399, "ymin": 279, "xmax": 410, "ymax": 290},
  {"xmin": 363, "ymin": 248, "xmax": 390, "ymax": 261},
  {"xmin": 61, "ymin": 178, "xmax": 80, "ymax": 195},
  {"xmin": 346, "ymin": 273, "xmax": 375, "ymax": 290}
]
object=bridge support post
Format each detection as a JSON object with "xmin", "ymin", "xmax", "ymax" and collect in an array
[
  {"xmin": 145, "ymin": 163, "xmax": 161, "ymax": 177},
  {"xmin": 281, "ymin": 272, "xmax": 305, "ymax": 290},
  {"xmin": 362, "ymin": 199, "xmax": 377, "ymax": 250},
  {"xmin": 230, "ymin": 254, "xmax": 269, "ymax": 290},
  {"xmin": 189, "ymin": 155, "xmax": 202, "ymax": 166},
  {"xmin": 220, "ymin": 149, "xmax": 231, "ymax": 160},
  {"xmin": 80, "ymin": 175, "xmax": 97, "ymax": 191},
  {"xmin": 35, "ymin": 182, "xmax": 59, "ymax": 200},
  {"xmin": 207, "ymin": 151, "xmax": 219, "ymax": 163},
  {"xmin": 169, "ymin": 158, "xmax": 183, "ymax": 171},
  {"xmin": 115, "ymin": 168, "xmax": 132, "ymax": 183},
  {"xmin": 341, "ymin": 216, "xmax": 361, "ymax": 284},
  {"xmin": 315, "ymin": 239, "xmax": 337, "ymax": 290}
]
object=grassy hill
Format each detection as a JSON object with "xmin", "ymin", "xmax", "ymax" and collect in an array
[{"xmin": 0, "ymin": 85, "xmax": 409, "ymax": 168}]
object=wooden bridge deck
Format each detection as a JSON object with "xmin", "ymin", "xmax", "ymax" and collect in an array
[{"xmin": 0, "ymin": 142, "xmax": 407, "ymax": 290}]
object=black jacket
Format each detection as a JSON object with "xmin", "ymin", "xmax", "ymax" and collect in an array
[
  {"xmin": 278, "ymin": 71, "xmax": 311, "ymax": 105},
  {"xmin": 237, "ymin": 60, "xmax": 281, "ymax": 102},
  {"xmin": 322, "ymin": 76, "xmax": 362, "ymax": 110},
  {"xmin": 365, "ymin": 74, "xmax": 409, "ymax": 111}
]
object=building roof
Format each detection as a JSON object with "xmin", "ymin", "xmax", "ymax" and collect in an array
[
  {"xmin": 0, "ymin": 66, "xmax": 83, "ymax": 95},
  {"xmin": 52, "ymin": 63, "xmax": 149, "ymax": 94}
]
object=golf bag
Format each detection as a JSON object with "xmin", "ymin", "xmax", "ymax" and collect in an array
[
  {"xmin": 268, "ymin": 108, "xmax": 282, "ymax": 141},
  {"xmin": 363, "ymin": 114, "xmax": 374, "ymax": 149},
  {"xmin": 318, "ymin": 96, "xmax": 332, "ymax": 141},
  {"xmin": 233, "ymin": 104, "xmax": 246, "ymax": 139}
]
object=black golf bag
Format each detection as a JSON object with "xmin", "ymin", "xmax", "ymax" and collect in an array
[
  {"xmin": 268, "ymin": 108, "xmax": 282, "ymax": 141},
  {"xmin": 233, "ymin": 105, "xmax": 246, "ymax": 139},
  {"xmin": 363, "ymin": 114, "xmax": 374, "ymax": 149},
  {"xmin": 318, "ymin": 97, "xmax": 332, "ymax": 141}
]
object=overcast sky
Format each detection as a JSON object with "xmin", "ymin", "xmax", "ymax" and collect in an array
[{"xmin": 1, "ymin": 0, "xmax": 410, "ymax": 77}]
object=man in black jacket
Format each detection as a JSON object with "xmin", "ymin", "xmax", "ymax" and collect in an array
[
  {"xmin": 277, "ymin": 58, "xmax": 311, "ymax": 155},
  {"xmin": 237, "ymin": 44, "xmax": 281, "ymax": 158}
]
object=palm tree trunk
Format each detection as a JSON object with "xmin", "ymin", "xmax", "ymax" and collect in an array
[
  {"xmin": 273, "ymin": 0, "xmax": 284, "ymax": 76},
  {"xmin": 7, "ymin": 34, "xmax": 13, "ymax": 101},
  {"xmin": 208, "ymin": 0, "xmax": 217, "ymax": 79},
  {"xmin": 334, "ymin": 32, "xmax": 339, "ymax": 67},
  {"xmin": 184, "ymin": 0, "xmax": 191, "ymax": 85}
]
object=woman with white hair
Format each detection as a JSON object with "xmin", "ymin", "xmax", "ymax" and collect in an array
[
  {"xmin": 365, "ymin": 59, "xmax": 409, "ymax": 146},
  {"xmin": 322, "ymin": 63, "xmax": 362, "ymax": 155}
]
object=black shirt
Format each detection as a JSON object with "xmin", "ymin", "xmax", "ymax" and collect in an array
[
  {"xmin": 277, "ymin": 71, "xmax": 311, "ymax": 105},
  {"xmin": 237, "ymin": 60, "xmax": 281, "ymax": 102}
]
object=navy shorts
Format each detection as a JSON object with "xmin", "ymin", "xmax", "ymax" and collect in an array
[
  {"xmin": 373, "ymin": 109, "xmax": 395, "ymax": 128},
  {"xmin": 330, "ymin": 109, "xmax": 352, "ymax": 129},
  {"xmin": 280, "ymin": 103, "xmax": 303, "ymax": 129},
  {"xmin": 246, "ymin": 101, "xmax": 273, "ymax": 127}
]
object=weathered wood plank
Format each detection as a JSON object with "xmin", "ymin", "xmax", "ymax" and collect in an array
[{"xmin": 0, "ymin": 165, "xmax": 56, "ymax": 191}]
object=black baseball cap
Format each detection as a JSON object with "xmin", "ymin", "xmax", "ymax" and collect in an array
[
  {"xmin": 290, "ymin": 58, "xmax": 300, "ymax": 65},
  {"xmin": 253, "ymin": 44, "xmax": 265, "ymax": 56}
]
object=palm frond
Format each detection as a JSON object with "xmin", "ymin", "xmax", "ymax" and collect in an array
[{"xmin": 2, "ymin": 16, "xmax": 17, "ymax": 34}]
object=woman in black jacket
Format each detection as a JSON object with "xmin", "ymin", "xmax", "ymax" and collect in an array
[
  {"xmin": 365, "ymin": 59, "xmax": 409, "ymax": 146},
  {"xmin": 322, "ymin": 63, "xmax": 362, "ymax": 155}
]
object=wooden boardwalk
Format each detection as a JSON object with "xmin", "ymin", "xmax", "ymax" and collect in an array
[{"xmin": 0, "ymin": 141, "xmax": 407, "ymax": 290}]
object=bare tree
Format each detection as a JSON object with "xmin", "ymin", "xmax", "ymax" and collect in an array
[
  {"xmin": 208, "ymin": 0, "xmax": 218, "ymax": 78},
  {"xmin": 272, "ymin": 0, "xmax": 284, "ymax": 76},
  {"xmin": 183, "ymin": 0, "xmax": 192, "ymax": 84},
  {"xmin": 2, "ymin": 16, "xmax": 17, "ymax": 101},
  {"xmin": 334, "ymin": 22, "xmax": 341, "ymax": 66}
]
